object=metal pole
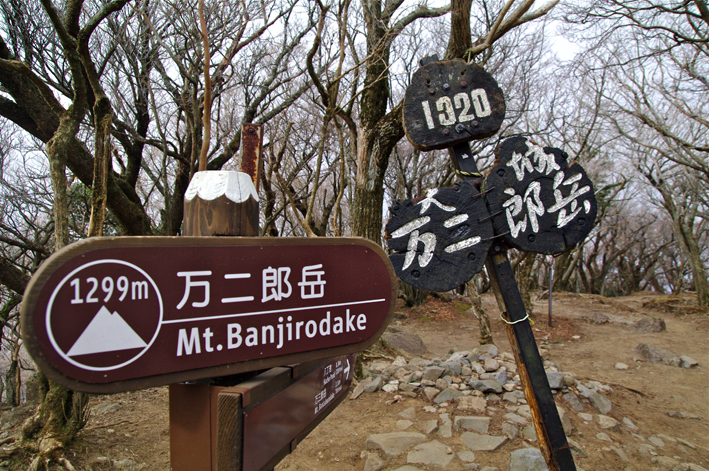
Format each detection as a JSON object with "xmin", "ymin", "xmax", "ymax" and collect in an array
[{"xmin": 549, "ymin": 258, "xmax": 553, "ymax": 328}]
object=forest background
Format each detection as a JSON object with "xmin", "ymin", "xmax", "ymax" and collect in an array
[{"xmin": 0, "ymin": 0, "xmax": 706, "ymax": 469}]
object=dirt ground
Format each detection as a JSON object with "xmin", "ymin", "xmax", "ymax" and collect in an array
[{"xmin": 1, "ymin": 292, "xmax": 707, "ymax": 470}]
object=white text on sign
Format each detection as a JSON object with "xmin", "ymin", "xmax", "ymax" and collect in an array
[{"xmin": 421, "ymin": 89, "xmax": 492, "ymax": 129}]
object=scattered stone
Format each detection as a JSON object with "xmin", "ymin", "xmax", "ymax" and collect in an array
[
  {"xmin": 680, "ymin": 356, "xmax": 698, "ymax": 368},
  {"xmin": 522, "ymin": 425, "xmax": 536, "ymax": 441},
  {"xmin": 399, "ymin": 407, "xmax": 416, "ymax": 420},
  {"xmin": 366, "ymin": 432, "xmax": 427, "ymax": 457},
  {"xmin": 437, "ymin": 419, "xmax": 452, "ymax": 439},
  {"xmin": 657, "ymin": 433, "xmax": 677, "ymax": 444},
  {"xmin": 631, "ymin": 317, "xmax": 666, "ymax": 333},
  {"xmin": 556, "ymin": 406, "xmax": 573, "ymax": 435},
  {"xmin": 434, "ymin": 389, "xmax": 463, "ymax": 404},
  {"xmin": 672, "ymin": 464, "xmax": 709, "ymax": 471},
  {"xmin": 502, "ymin": 422, "xmax": 521, "ymax": 440},
  {"xmin": 668, "ymin": 411, "xmax": 701, "ymax": 419},
  {"xmin": 392, "ymin": 466, "xmax": 424, "ymax": 471},
  {"xmin": 460, "ymin": 432, "xmax": 507, "ymax": 451},
  {"xmin": 622, "ymin": 417, "xmax": 638, "ymax": 430},
  {"xmin": 422, "ymin": 367, "xmax": 445, "ymax": 382},
  {"xmin": 649, "ymin": 436, "xmax": 665, "ymax": 447},
  {"xmin": 397, "ymin": 420, "xmax": 413, "ymax": 430},
  {"xmin": 504, "ymin": 413, "xmax": 527, "ymax": 425},
  {"xmin": 352, "ymin": 378, "xmax": 373, "ymax": 399},
  {"xmin": 383, "ymin": 383, "xmax": 399, "ymax": 394},
  {"xmin": 474, "ymin": 345, "xmax": 499, "ymax": 359},
  {"xmin": 596, "ymin": 432, "xmax": 612, "ymax": 442},
  {"xmin": 423, "ymin": 387, "xmax": 440, "ymax": 401},
  {"xmin": 610, "ymin": 446, "xmax": 630, "ymax": 461},
  {"xmin": 578, "ymin": 412, "xmax": 593, "ymax": 422},
  {"xmin": 588, "ymin": 312, "xmax": 610, "ymax": 324},
  {"xmin": 598, "ymin": 415, "xmax": 620, "ymax": 430},
  {"xmin": 634, "ymin": 343, "xmax": 681, "ymax": 367},
  {"xmin": 652, "ymin": 456, "xmax": 680, "ymax": 468},
  {"xmin": 454, "ymin": 416, "xmax": 491, "ymax": 433},
  {"xmin": 676, "ymin": 438, "xmax": 697, "ymax": 450},
  {"xmin": 484, "ymin": 358, "xmax": 500, "ymax": 372},
  {"xmin": 363, "ymin": 452, "xmax": 385, "ymax": 471},
  {"xmin": 588, "ymin": 390, "xmax": 612, "ymax": 414},
  {"xmin": 365, "ymin": 377, "xmax": 385, "ymax": 393},
  {"xmin": 382, "ymin": 326, "xmax": 426, "ymax": 355},
  {"xmin": 502, "ymin": 391, "xmax": 525, "ymax": 404},
  {"xmin": 419, "ymin": 419, "xmax": 438, "ymax": 434},
  {"xmin": 567, "ymin": 438, "xmax": 587, "ymax": 458},
  {"xmin": 545, "ymin": 371, "xmax": 565, "ymax": 390},
  {"xmin": 508, "ymin": 447, "xmax": 549, "ymax": 471},
  {"xmin": 469, "ymin": 379, "xmax": 503, "ymax": 394},
  {"xmin": 457, "ymin": 396, "xmax": 487, "ymax": 413},
  {"xmin": 406, "ymin": 440, "xmax": 454, "ymax": 468},
  {"xmin": 393, "ymin": 356, "xmax": 408, "ymax": 367},
  {"xmin": 458, "ymin": 450, "xmax": 476, "ymax": 462},
  {"xmin": 563, "ymin": 392, "xmax": 584, "ymax": 412},
  {"xmin": 614, "ymin": 362, "xmax": 629, "ymax": 370}
]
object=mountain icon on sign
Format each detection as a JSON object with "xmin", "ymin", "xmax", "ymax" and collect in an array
[{"xmin": 67, "ymin": 306, "xmax": 147, "ymax": 357}]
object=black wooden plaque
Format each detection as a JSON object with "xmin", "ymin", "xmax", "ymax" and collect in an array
[
  {"xmin": 483, "ymin": 137, "xmax": 597, "ymax": 254},
  {"xmin": 385, "ymin": 182, "xmax": 493, "ymax": 292},
  {"xmin": 403, "ymin": 59, "xmax": 506, "ymax": 151}
]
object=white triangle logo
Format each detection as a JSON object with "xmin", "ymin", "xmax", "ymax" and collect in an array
[{"xmin": 67, "ymin": 306, "xmax": 148, "ymax": 357}]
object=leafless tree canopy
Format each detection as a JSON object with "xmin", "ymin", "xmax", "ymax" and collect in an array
[{"xmin": 0, "ymin": 0, "xmax": 707, "ymax": 463}]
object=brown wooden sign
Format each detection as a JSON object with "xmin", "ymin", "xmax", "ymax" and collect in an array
[
  {"xmin": 21, "ymin": 237, "xmax": 396, "ymax": 393},
  {"xmin": 403, "ymin": 58, "xmax": 506, "ymax": 151},
  {"xmin": 483, "ymin": 137, "xmax": 597, "ymax": 254}
]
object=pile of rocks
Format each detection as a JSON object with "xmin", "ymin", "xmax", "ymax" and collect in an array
[
  {"xmin": 354, "ymin": 344, "xmax": 595, "ymax": 415},
  {"xmin": 351, "ymin": 345, "xmax": 706, "ymax": 471}
]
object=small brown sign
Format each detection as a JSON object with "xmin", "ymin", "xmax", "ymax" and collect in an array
[
  {"xmin": 241, "ymin": 354, "xmax": 356, "ymax": 471},
  {"xmin": 21, "ymin": 237, "xmax": 396, "ymax": 393}
]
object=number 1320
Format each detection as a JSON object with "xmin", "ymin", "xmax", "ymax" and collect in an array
[{"xmin": 421, "ymin": 89, "xmax": 491, "ymax": 129}]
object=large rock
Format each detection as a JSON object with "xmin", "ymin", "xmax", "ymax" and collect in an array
[
  {"xmin": 406, "ymin": 440, "xmax": 454, "ymax": 468},
  {"xmin": 508, "ymin": 448, "xmax": 549, "ymax": 471},
  {"xmin": 632, "ymin": 317, "xmax": 666, "ymax": 332},
  {"xmin": 635, "ymin": 343, "xmax": 681, "ymax": 366},
  {"xmin": 457, "ymin": 395, "xmax": 487, "ymax": 413},
  {"xmin": 461, "ymin": 432, "xmax": 507, "ymax": 451},
  {"xmin": 454, "ymin": 416, "xmax": 491, "ymax": 433},
  {"xmin": 382, "ymin": 326, "xmax": 426, "ymax": 355},
  {"xmin": 366, "ymin": 432, "xmax": 427, "ymax": 457}
]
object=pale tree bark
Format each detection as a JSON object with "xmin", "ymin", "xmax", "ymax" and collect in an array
[{"xmin": 466, "ymin": 275, "xmax": 493, "ymax": 345}]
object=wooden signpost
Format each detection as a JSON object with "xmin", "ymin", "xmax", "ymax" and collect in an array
[
  {"xmin": 20, "ymin": 236, "xmax": 396, "ymax": 393},
  {"xmin": 387, "ymin": 56, "xmax": 596, "ymax": 471},
  {"xmin": 20, "ymin": 123, "xmax": 397, "ymax": 471}
]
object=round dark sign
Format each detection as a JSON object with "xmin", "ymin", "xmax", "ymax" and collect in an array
[
  {"xmin": 403, "ymin": 59, "xmax": 506, "ymax": 151},
  {"xmin": 386, "ymin": 182, "xmax": 494, "ymax": 292},
  {"xmin": 483, "ymin": 137, "xmax": 597, "ymax": 254}
]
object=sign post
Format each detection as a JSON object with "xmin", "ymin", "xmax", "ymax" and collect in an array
[
  {"xmin": 386, "ymin": 56, "xmax": 594, "ymax": 470},
  {"xmin": 20, "ymin": 123, "xmax": 397, "ymax": 471}
]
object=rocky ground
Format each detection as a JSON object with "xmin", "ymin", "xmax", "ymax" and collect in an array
[{"xmin": 0, "ymin": 292, "xmax": 706, "ymax": 471}]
